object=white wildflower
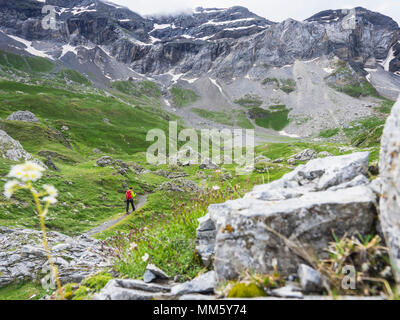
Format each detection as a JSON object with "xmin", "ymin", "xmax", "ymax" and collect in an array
[
  {"xmin": 43, "ymin": 196, "xmax": 57, "ymax": 204},
  {"xmin": 44, "ymin": 185, "xmax": 58, "ymax": 197},
  {"xmin": 272, "ymin": 258, "xmax": 278, "ymax": 269},
  {"xmin": 212, "ymin": 185, "xmax": 220, "ymax": 191},
  {"xmin": 142, "ymin": 253, "xmax": 150, "ymax": 262},
  {"xmin": 3, "ymin": 180, "xmax": 21, "ymax": 199},
  {"xmin": 8, "ymin": 161, "xmax": 45, "ymax": 182}
]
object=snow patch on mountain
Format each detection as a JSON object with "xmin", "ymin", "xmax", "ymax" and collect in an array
[{"xmin": 7, "ymin": 35, "xmax": 53, "ymax": 60}]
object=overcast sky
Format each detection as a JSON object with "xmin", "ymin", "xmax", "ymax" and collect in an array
[{"xmin": 109, "ymin": 0, "xmax": 400, "ymax": 24}]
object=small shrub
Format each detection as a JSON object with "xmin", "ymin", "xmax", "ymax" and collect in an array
[
  {"xmin": 319, "ymin": 128, "xmax": 340, "ymax": 138},
  {"xmin": 234, "ymin": 94, "xmax": 263, "ymax": 108},
  {"xmin": 248, "ymin": 105, "xmax": 290, "ymax": 131},
  {"xmin": 72, "ymin": 286, "xmax": 91, "ymax": 300},
  {"xmin": 228, "ymin": 283, "xmax": 266, "ymax": 298},
  {"xmin": 170, "ymin": 87, "xmax": 199, "ymax": 107},
  {"xmin": 82, "ymin": 272, "xmax": 113, "ymax": 292}
]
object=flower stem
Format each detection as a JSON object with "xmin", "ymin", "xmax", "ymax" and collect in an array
[{"xmin": 30, "ymin": 184, "xmax": 64, "ymax": 299}]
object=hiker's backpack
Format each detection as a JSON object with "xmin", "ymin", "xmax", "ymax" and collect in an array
[
  {"xmin": 126, "ymin": 190, "xmax": 136, "ymax": 200},
  {"xmin": 126, "ymin": 190, "xmax": 133, "ymax": 200}
]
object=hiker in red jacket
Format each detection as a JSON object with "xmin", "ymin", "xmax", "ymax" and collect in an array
[{"xmin": 126, "ymin": 187, "xmax": 136, "ymax": 214}]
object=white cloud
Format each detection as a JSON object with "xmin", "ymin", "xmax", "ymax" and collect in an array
[{"xmin": 109, "ymin": 0, "xmax": 400, "ymax": 24}]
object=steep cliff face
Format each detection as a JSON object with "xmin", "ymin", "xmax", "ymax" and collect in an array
[
  {"xmin": 1, "ymin": 2, "xmax": 399, "ymax": 77},
  {"xmin": 1, "ymin": 1, "xmax": 400, "ymax": 139}
]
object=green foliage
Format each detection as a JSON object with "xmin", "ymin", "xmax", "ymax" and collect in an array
[
  {"xmin": 170, "ymin": 86, "xmax": 199, "ymax": 107},
  {"xmin": 82, "ymin": 272, "xmax": 113, "ymax": 292},
  {"xmin": 56, "ymin": 69, "xmax": 91, "ymax": 86},
  {"xmin": 343, "ymin": 117, "xmax": 386, "ymax": 148},
  {"xmin": 262, "ymin": 77, "xmax": 280, "ymax": 86},
  {"xmin": 326, "ymin": 61, "xmax": 381, "ymax": 99},
  {"xmin": 327, "ymin": 60, "xmax": 353, "ymax": 78},
  {"xmin": 377, "ymin": 100, "xmax": 395, "ymax": 114},
  {"xmin": 262, "ymin": 78, "xmax": 296, "ymax": 94},
  {"xmin": 98, "ymin": 174, "xmax": 275, "ymax": 281},
  {"xmin": 234, "ymin": 110, "xmax": 255, "ymax": 129},
  {"xmin": 227, "ymin": 283, "xmax": 266, "ymax": 298},
  {"xmin": 279, "ymin": 79, "xmax": 296, "ymax": 94},
  {"xmin": 191, "ymin": 108, "xmax": 234, "ymax": 126},
  {"xmin": 191, "ymin": 108, "xmax": 254, "ymax": 129},
  {"xmin": 112, "ymin": 80, "xmax": 162, "ymax": 98},
  {"xmin": 319, "ymin": 128, "xmax": 340, "ymax": 138},
  {"xmin": 318, "ymin": 233, "xmax": 393, "ymax": 297},
  {"xmin": 248, "ymin": 105, "xmax": 290, "ymax": 131},
  {"xmin": 0, "ymin": 80, "xmax": 172, "ymax": 235},
  {"xmin": 0, "ymin": 282, "xmax": 49, "ymax": 300},
  {"xmin": 234, "ymin": 94, "xmax": 263, "ymax": 108},
  {"xmin": 0, "ymin": 50, "xmax": 54, "ymax": 73},
  {"xmin": 335, "ymin": 81, "xmax": 381, "ymax": 98},
  {"xmin": 72, "ymin": 286, "xmax": 91, "ymax": 300}
]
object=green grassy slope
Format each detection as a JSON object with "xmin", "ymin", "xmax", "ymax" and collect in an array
[{"xmin": 0, "ymin": 80, "xmax": 172, "ymax": 234}]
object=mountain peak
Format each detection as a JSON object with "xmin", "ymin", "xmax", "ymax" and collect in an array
[{"xmin": 306, "ymin": 6, "xmax": 399, "ymax": 29}]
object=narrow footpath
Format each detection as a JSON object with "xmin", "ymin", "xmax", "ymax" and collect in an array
[{"xmin": 85, "ymin": 194, "xmax": 148, "ymax": 236}]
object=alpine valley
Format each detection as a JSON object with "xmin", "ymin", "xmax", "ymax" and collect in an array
[{"xmin": 1, "ymin": 0, "xmax": 400, "ymax": 301}]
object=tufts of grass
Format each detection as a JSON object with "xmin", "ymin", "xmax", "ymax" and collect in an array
[
  {"xmin": 0, "ymin": 282, "xmax": 49, "ymax": 300},
  {"xmin": 319, "ymin": 128, "xmax": 340, "ymax": 138},
  {"xmin": 0, "ymin": 50, "xmax": 54, "ymax": 74},
  {"xmin": 262, "ymin": 78, "xmax": 296, "ymax": 94},
  {"xmin": 56, "ymin": 69, "xmax": 91, "ymax": 86},
  {"xmin": 377, "ymin": 100, "xmax": 395, "ymax": 114},
  {"xmin": 343, "ymin": 117, "xmax": 386, "ymax": 148},
  {"xmin": 234, "ymin": 110, "xmax": 255, "ymax": 129},
  {"xmin": 234, "ymin": 94, "xmax": 263, "ymax": 108},
  {"xmin": 262, "ymin": 77, "xmax": 280, "ymax": 86},
  {"xmin": 279, "ymin": 79, "xmax": 296, "ymax": 94},
  {"xmin": 191, "ymin": 108, "xmax": 234, "ymax": 126},
  {"xmin": 248, "ymin": 105, "xmax": 290, "ymax": 131},
  {"xmin": 334, "ymin": 81, "xmax": 381, "ymax": 98},
  {"xmin": 98, "ymin": 174, "xmax": 273, "ymax": 281},
  {"xmin": 170, "ymin": 86, "xmax": 199, "ymax": 107},
  {"xmin": 112, "ymin": 80, "xmax": 162, "ymax": 98}
]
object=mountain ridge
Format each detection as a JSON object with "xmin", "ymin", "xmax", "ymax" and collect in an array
[{"xmin": 1, "ymin": 1, "xmax": 400, "ymax": 140}]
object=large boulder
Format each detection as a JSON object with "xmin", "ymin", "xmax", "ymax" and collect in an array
[
  {"xmin": 379, "ymin": 99, "xmax": 400, "ymax": 284},
  {"xmin": 96, "ymin": 272, "xmax": 216, "ymax": 300},
  {"xmin": 294, "ymin": 149, "xmax": 318, "ymax": 161},
  {"xmin": 0, "ymin": 228, "xmax": 112, "ymax": 288},
  {"xmin": 196, "ymin": 152, "xmax": 377, "ymax": 282},
  {"xmin": 96, "ymin": 279, "xmax": 172, "ymax": 300},
  {"xmin": 0, "ymin": 130, "xmax": 32, "ymax": 161},
  {"xmin": 171, "ymin": 271, "xmax": 216, "ymax": 296},
  {"xmin": 7, "ymin": 111, "xmax": 40, "ymax": 123}
]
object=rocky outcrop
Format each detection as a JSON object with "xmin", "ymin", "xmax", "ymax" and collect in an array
[
  {"xmin": 158, "ymin": 178, "xmax": 201, "ymax": 193},
  {"xmin": 96, "ymin": 271, "xmax": 215, "ymax": 300},
  {"xmin": 0, "ymin": 129, "xmax": 32, "ymax": 161},
  {"xmin": 293, "ymin": 149, "xmax": 318, "ymax": 161},
  {"xmin": 96, "ymin": 279, "xmax": 172, "ymax": 300},
  {"xmin": 95, "ymin": 156, "xmax": 130, "ymax": 175},
  {"xmin": 171, "ymin": 271, "xmax": 215, "ymax": 296},
  {"xmin": 143, "ymin": 264, "xmax": 169, "ymax": 284},
  {"xmin": 196, "ymin": 152, "xmax": 377, "ymax": 282},
  {"xmin": 6, "ymin": 111, "xmax": 39, "ymax": 123},
  {"xmin": 0, "ymin": 227, "xmax": 111, "ymax": 288},
  {"xmin": 154, "ymin": 167, "xmax": 188, "ymax": 179},
  {"xmin": 3, "ymin": 2, "xmax": 398, "ymax": 87},
  {"xmin": 379, "ymin": 99, "xmax": 400, "ymax": 284},
  {"xmin": 298, "ymin": 264, "xmax": 326, "ymax": 293}
]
